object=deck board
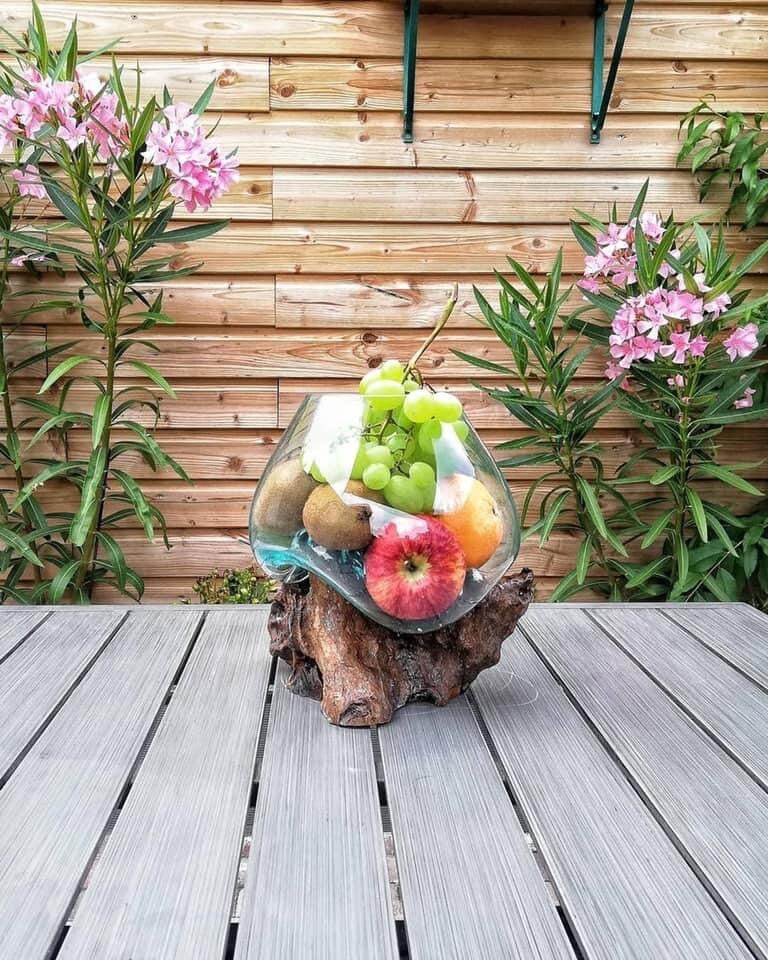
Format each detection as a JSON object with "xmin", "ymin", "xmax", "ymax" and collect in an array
[
  {"xmin": 234, "ymin": 661, "xmax": 399, "ymax": 960},
  {"xmin": 0, "ymin": 609, "xmax": 48, "ymax": 662},
  {"xmin": 521, "ymin": 606, "xmax": 768, "ymax": 959},
  {"xmin": 378, "ymin": 694, "xmax": 575, "ymax": 960},
  {"xmin": 665, "ymin": 605, "xmax": 768, "ymax": 692},
  {"xmin": 0, "ymin": 609, "xmax": 126, "ymax": 784},
  {"xmin": 472, "ymin": 629, "xmax": 753, "ymax": 960},
  {"xmin": 0, "ymin": 609, "xmax": 201, "ymax": 960},
  {"xmin": 590, "ymin": 607, "xmax": 768, "ymax": 789},
  {"xmin": 57, "ymin": 609, "xmax": 271, "ymax": 960}
]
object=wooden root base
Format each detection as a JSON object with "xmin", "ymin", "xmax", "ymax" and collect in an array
[{"xmin": 267, "ymin": 569, "xmax": 535, "ymax": 726}]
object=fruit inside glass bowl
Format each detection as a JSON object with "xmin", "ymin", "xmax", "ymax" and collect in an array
[{"xmin": 249, "ymin": 291, "xmax": 520, "ymax": 633}]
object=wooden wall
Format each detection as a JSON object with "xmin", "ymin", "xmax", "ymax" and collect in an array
[{"xmin": 2, "ymin": 0, "xmax": 767, "ymax": 601}]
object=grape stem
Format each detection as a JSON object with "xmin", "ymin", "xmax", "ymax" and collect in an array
[{"xmin": 404, "ymin": 283, "xmax": 459, "ymax": 378}]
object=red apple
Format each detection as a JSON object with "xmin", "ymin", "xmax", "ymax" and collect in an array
[{"xmin": 364, "ymin": 516, "xmax": 466, "ymax": 620}]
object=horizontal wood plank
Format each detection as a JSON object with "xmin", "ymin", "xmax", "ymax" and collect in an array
[
  {"xmin": 7, "ymin": 277, "xmax": 275, "ymax": 325},
  {"xmin": 210, "ymin": 112, "xmax": 683, "ymax": 168},
  {"xmin": 3, "ymin": 5, "xmax": 765, "ymax": 60},
  {"xmin": 0, "ymin": 610, "xmax": 48, "ymax": 663},
  {"xmin": 272, "ymin": 170, "xmax": 727, "ymax": 223},
  {"xmin": 270, "ymin": 57, "xmax": 768, "ymax": 113}
]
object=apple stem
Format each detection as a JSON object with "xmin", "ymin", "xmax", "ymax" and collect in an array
[{"xmin": 404, "ymin": 283, "xmax": 459, "ymax": 378}]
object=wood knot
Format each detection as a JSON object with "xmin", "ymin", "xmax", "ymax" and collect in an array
[
  {"xmin": 532, "ymin": 238, "xmax": 544, "ymax": 249},
  {"xmin": 217, "ymin": 69, "xmax": 238, "ymax": 87},
  {"xmin": 672, "ymin": 60, "xmax": 688, "ymax": 73},
  {"xmin": 228, "ymin": 456, "xmax": 243, "ymax": 471},
  {"xmin": 362, "ymin": 331, "xmax": 378, "ymax": 344},
  {"xmin": 278, "ymin": 83, "xmax": 296, "ymax": 98}
]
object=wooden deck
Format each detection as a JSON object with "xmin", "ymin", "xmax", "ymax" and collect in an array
[{"xmin": 0, "ymin": 602, "xmax": 766, "ymax": 959}]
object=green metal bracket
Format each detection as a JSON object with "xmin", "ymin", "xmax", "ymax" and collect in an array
[
  {"xmin": 401, "ymin": 0, "xmax": 635, "ymax": 144},
  {"xmin": 591, "ymin": 0, "xmax": 636, "ymax": 143},
  {"xmin": 403, "ymin": 0, "xmax": 420, "ymax": 143}
]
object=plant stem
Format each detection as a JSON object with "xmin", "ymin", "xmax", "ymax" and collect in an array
[
  {"xmin": 0, "ymin": 238, "xmax": 43, "ymax": 593},
  {"xmin": 405, "ymin": 284, "xmax": 459, "ymax": 376}
]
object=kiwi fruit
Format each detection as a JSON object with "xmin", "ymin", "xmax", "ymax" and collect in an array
[
  {"xmin": 302, "ymin": 481, "xmax": 382, "ymax": 551},
  {"xmin": 253, "ymin": 459, "xmax": 318, "ymax": 538}
]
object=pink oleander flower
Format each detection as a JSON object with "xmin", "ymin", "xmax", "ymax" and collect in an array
[
  {"xmin": 659, "ymin": 330, "xmax": 691, "ymax": 364},
  {"xmin": 638, "ymin": 211, "xmax": 665, "ymax": 242},
  {"xmin": 604, "ymin": 360, "xmax": 632, "ymax": 390},
  {"xmin": 724, "ymin": 322, "xmax": 759, "ymax": 361},
  {"xmin": 611, "ymin": 303, "xmax": 637, "ymax": 342},
  {"xmin": 609, "ymin": 339, "xmax": 637, "ymax": 369},
  {"xmin": 657, "ymin": 249, "xmax": 682, "ymax": 280},
  {"xmin": 664, "ymin": 290, "xmax": 705, "ymax": 327},
  {"xmin": 57, "ymin": 113, "xmax": 88, "ymax": 149},
  {"xmin": 10, "ymin": 164, "xmax": 46, "ymax": 199},
  {"xmin": 608, "ymin": 255, "xmax": 637, "ymax": 286},
  {"xmin": 145, "ymin": 103, "xmax": 239, "ymax": 212},
  {"xmin": 630, "ymin": 335, "xmax": 662, "ymax": 361},
  {"xmin": 734, "ymin": 387, "xmax": 756, "ymax": 409},
  {"xmin": 597, "ymin": 222, "xmax": 631, "ymax": 256},
  {"xmin": 667, "ymin": 374, "xmax": 685, "ymax": 388},
  {"xmin": 577, "ymin": 277, "xmax": 600, "ymax": 295},
  {"xmin": 688, "ymin": 334, "xmax": 709, "ymax": 358},
  {"xmin": 10, "ymin": 251, "xmax": 47, "ymax": 267},
  {"xmin": 0, "ymin": 93, "xmax": 20, "ymax": 151}
]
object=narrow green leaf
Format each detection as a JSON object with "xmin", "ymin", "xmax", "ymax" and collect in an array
[
  {"xmin": 50, "ymin": 558, "xmax": 81, "ymax": 603},
  {"xmin": 649, "ymin": 464, "xmax": 679, "ymax": 485},
  {"xmin": 576, "ymin": 476, "xmax": 608, "ymax": 538},
  {"xmin": 695, "ymin": 462, "xmax": 764, "ymax": 496},
  {"xmin": 641, "ymin": 509, "xmax": 675, "ymax": 549},
  {"xmin": 575, "ymin": 536, "xmax": 592, "ymax": 585},
  {"xmin": 124, "ymin": 360, "xmax": 177, "ymax": 398},
  {"xmin": 686, "ymin": 488, "xmax": 708, "ymax": 542},
  {"xmin": 156, "ymin": 220, "xmax": 231, "ymax": 244},
  {"xmin": 38, "ymin": 355, "xmax": 93, "ymax": 394},
  {"xmin": 625, "ymin": 555, "xmax": 669, "ymax": 589},
  {"xmin": 0, "ymin": 526, "xmax": 43, "ymax": 567},
  {"xmin": 69, "ymin": 447, "xmax": 107, "ymax": 546}
]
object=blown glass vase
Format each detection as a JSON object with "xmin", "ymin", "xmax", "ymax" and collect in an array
[{"xmin": 249, "ymin": 393, "xmax": 520, "ymax": 634}]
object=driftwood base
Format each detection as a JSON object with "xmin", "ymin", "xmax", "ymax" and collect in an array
[{"xmin": 267, "ymin": 569, "xmax": 535, "ymax": 726}]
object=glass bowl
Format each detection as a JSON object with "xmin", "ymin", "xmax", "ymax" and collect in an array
[{"xmin": 249, "ymin": 393, "xmax": 520, "ymax": 633}]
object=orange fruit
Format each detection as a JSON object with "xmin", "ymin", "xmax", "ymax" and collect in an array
[{"xmin": 437, "ymin": 478, "xmax": 503, "ymax": 568}]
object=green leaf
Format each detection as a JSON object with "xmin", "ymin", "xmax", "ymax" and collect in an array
[
  {"xmin": 38, "ymin": 355, "xmax": 94, "ymax": 394},
  {"xmin": 625, "ymin": 556, "xmax": 669, "ymax": 589},
  {"xmin": 192, "ymin": 79, "xmax": 217, "ymax": 115},
  {"xmin": 50, "ymin": 558, "xmax": 81, "ymax": 603},
  {"xmin": 695, "ymin": 462, "xmax": 764, "ymax": 496},
  {"xmin": 575, "ymin": 536, "xmax": 592, "ymax": 585},
  {"xmin": 91, "ymin": 392, "xmax": 109, "ymax": 446},
  {"xmin": 110, "ymin": 468, "xmax": 154, "ymax": 540},
  {"xmin": 575, "ymin": 476, "xmax": 608, "ymax": 538},
  {"xmin": 649, "ymin": 464, "xmax": 679, "ymax": 485},
  {"xmin": 549, "ymin": 570, "xmax": 582, "ymax": 602},
  {"xmin": 124, "ymin": 360, "xmax": 177, "ymax": 398},
  {"xmin": 40, "ymin": 173, "xmax": 90, "ymax": 230},
  {"xmin": 539, "ymin": 490, "xmax": 570, "ymax": 543},
  {"xmin": 14, "ymin": 460, "xmax": 85, "ymax": 508},
  {"xmin": 69, "ymin": 447, "xmax": 107, "ymax": 546},
  {"xmin": 0, "ymin": 526, "xmax": 43, "ymax": 567},
  {"xmin": 641, "ymin": 509, "xmax": 675, "ymax": 549},
  {"xmin": 686, "ymin": 488, "xmax": 708, "ymax": 542},
  {"xmin": 156, "ymin": 220, "xmax": 231, "ymax": 244},
  {"xmin": 95, "ymin": 530, "xmax": 128, "ymax": 592}
]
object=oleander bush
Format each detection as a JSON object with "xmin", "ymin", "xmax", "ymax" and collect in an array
[
  {"xmin": 461, "ymin": 184, "xmax": 768, "ymax": 602},
  {"xmin": 0, "ymin": 3, "xmax": 238, "ymax": 602}
]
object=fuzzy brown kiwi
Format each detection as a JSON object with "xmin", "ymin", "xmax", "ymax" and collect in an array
[
  {"xmin": 302, "ymin": 481, "xmax": 383, "ymax": 551},
  {"xmin": 253, "ymin": 459, "xmax": 318, "ymax": 537}
]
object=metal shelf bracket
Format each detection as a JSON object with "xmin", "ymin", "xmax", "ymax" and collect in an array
[
  {"xmin": 401, "ymin": 0, "xmax": 636, "ymax": 145},
  {"xmin": 591, "ymin": 0, "xmax": 636, "ymax": 143}
]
